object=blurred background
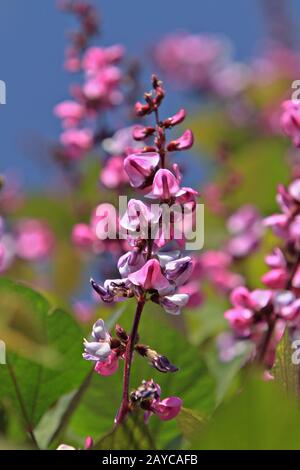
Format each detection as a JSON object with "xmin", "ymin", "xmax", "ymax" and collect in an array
[
  {"xmin": 1, "ymin": 0, "xmax": 300, "ymax": 451},
  {"xmin": 0, "ymin": 0, "xmax": 300, "ymax": 187}
]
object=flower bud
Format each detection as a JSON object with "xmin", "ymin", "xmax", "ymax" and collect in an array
[
  {"xmin": 132, "ymin": 126, "xmax": 155, "ymax": 141},
  {"xmin": 115, "ymin": 324, "xmax": 129, "ymax": 343},
  {"xmin": 135, "ymin": 344, "xmax": 178, "ymax": 373},
  {"xmin": 164, "ymin": 108, "xmax": 186, "ymax": 128},
  {"xmin": 135, "ymin": 101, "xmax": 151, "ymax": 116},
  {"xmin": 159, "ymin": 293, "xmax": 189, "ymax": 315},
  {"xmin": 167, "ymin": 129, "xmax": 194, "ymax": 151}
]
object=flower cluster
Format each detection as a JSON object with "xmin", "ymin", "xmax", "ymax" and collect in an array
[
  {"xmin": 54, "ymin": 2, "xmax": 124, "ymax": 162},
  {"xmin": 83, "ymin": 319, "xmax": 179, "ymax": 377},
  {"xmin": 59, "ymin": 0, "xmax": 99, "ymax": 73},
  {"xmin": 153, "ymin": 32, "xmax": 249, "ymax": 98},
  {"xmin": 83, "ymin": 76, "xmax": 199, "ymax": 424},
  {"xmin": 0, "ymin": 215, "xmax": 54, "ymax": 273},
  {"xmin": 280, "ymin": 100, "xmax": 300, "ymax": 148},
  {"xmin": 226, "ymin": 205, "xmax": 263, "ymax": 259},
  {"xmin": 222, "ymin": 105, "xmax": 300, "ymax": 370}
]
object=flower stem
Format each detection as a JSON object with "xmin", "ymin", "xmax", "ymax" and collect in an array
[{"xmin": 115, "ymin": 298, "xmax": 145, "ymax": 425}]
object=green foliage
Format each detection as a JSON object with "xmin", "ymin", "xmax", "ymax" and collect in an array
[
  {"xmin": 0, "ymin": 278, "xmax": 90, "ymax": 446},
  {"xmin": 191, "ymin": 376, "xmax": 300, "ymax": 450},
  {"xmin": 95, "ymin": 411, "xmax": 155, "ymax": 450}
]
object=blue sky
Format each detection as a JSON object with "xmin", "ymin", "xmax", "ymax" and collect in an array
[{"xmin": 0, "ymin": 0, "xmax": 299, "ymax": 187}]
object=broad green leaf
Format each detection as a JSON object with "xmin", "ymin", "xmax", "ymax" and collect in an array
[
  {"xmin": 205, "ymin": 342, "xmax": 254, "ymax": 405},
  {"xmin": 184, "ymin": 295, "xmax": 228, "ymax": 346},
  {"xmin": 273, "ymin": 330, "xmax": 298, "ymax": 397},
  {"xmin": 191, "ymin": 377, "xmax": 300, "ymax": 450},
  {"xmin": 176, "ymin": 408, "xmax": 204, "ymax": 442},
  {"xmin": 94, "ymin": 411, "xmax": 155, "ymax": 450},
  {"xmin": 0, "ymin": 278, "xmax": 90, "ymax": 442}
]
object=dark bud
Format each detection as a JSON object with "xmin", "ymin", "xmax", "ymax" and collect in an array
[
  {"xmin": 135, "ymin": 344, "xmax": 178, "ymax": 373},
  {"xmin": 152, "ymin": 74, "xmax": 161, "ymax": 89},
  {"xmin": 90, "ymin": 278, "xmax": 107, "ymax": 297},
  {"xmin": 115, "ymin": 324, "xmax": 129, "ymax": 343},
  {"xmin": 141, "ymin": 146, "xmax": 157, "ymax": 153},
  {"xmin": 110, "ymin": 338, "xmax": 121, "ymax": 349},
  {"xmin": 154, "ymin": 86, "xmax": 165, "ymax": 107},
  {"xmin": 135, "ymin": 101, "xmax": 151, "ymax": 117}
]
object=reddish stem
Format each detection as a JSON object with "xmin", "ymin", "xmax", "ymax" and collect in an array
[{"xmin": 115, "ymin": 298, "xmax": 145, "ymax": 425}]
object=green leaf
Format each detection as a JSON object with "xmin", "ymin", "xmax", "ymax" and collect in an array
[
  {"xmin": 191, "ymin": 376, "xmax": 300, "ymax": 450},
  {"xmin": 68, "ymin": 302, "xmax": 215, "ymax": 450},
  {"xmin": 0, "ymin": 278, "xmax": 90, "ymax": 443},
  {"xmin": 94, "ymin": 411, "xmax": 155, "ymax": 450},
  {"xmin": 205, "ymin": 342, "xmax": 254, "ymax": 405},
  {"xmin": 176, "ymin": 408, "xmax": 204, "ymax": 442}
]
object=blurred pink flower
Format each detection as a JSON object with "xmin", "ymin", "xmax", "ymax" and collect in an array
[{"xmin": 15, "ymin": 220, "xmax": 54, "ymax": 261}]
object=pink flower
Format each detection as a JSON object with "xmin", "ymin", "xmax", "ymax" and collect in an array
[
  {"xmin": 60, "ymin": 128, "xmax": 93, "ymax": 159},
  {"xmin": 167, "ymin": 129, "xmax": 194, "ymax": 151},
  {"xmin": 178, "ymin": 281, "xmax": 204, "ymax": 308},
  {"xmin": 164, "ymin": 256, "xmax": 194, "ymax": 286},
  {"xmin": 128, "ymin": 259, "xmax": 170, "ymax": 294},
  {"xmin": 72, "ymin": 223, "xmax": 95, "ymax": 249},
  {"xmin": 262, "ymin": 268, "xmax": 289, "ymax": 289},
  {"xmin": 95, "ymin": 351, "xmax": 119, "ymax": 376},
  {"xmin": 230, "ymin": 286, "xmax": 272, "ymax": 311},
  {"xmin": 224, "ymin": 307, "xmax": 254, "ymax": 337},
  {"xmin": 54, "ymin": 100, "xmax": 85, "ymax": 128},
  {"xmin": 151, "ymin": 396, "xmax": 182, "ymax": 421},
  {"xmin": 15, "ymin": 220, "xmax": 54, "ymax": 261},
  {"xmin": 159, "ymin": 293, "xmax": 189, "ymax": 315},
  {"xmin": 164, "ymin": 108, "xmax": 186, "ymax": 127},
  {"xmin": 120, "ymin": 199, "xmax": 161, "ymax": 243},
  {"xmin": 146, "ymin": 169, "xmax": 180, "ymax": 200},
  {"xmin": 132, "ymin": 126, "xmax": 155, "ymax": 141},
  {"xmin": 82, "ymin": 45, "xmax": 124, "ymax": 74},
  {"xmin": 100, "ymin": 155, "xmax": 128, "ymax": 189},
  {"xmin": 289, "ymin": 179, "xmax": 300, "ymax": 202},
  {"xmin": 124, "ymin": 153, "xmax": 160, "ymax": 188},
  {"xmin": 265, "ymin": 248, "xmax": 286, "ymax": 268},
  {"xmin": 292, "ymin": 264, "xmax": 300, "ymax": 288},
  {"xmin": 82, "ymin": 47, "xmax": 107, "ymax": 74},
  {"xmin": 280, "ymin": 100, "xmax": 300, "ymax": 147},
  {"xmin": 84, "ymin": 437, "xmax": 94, "ymax": 450},
  {"xmin": 153, "ymin": 33, "xmax": 228, "ymax": 91},
  {"xmin": 118, "ymin": 250, "xmax": 146, "ymax": 278}
]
